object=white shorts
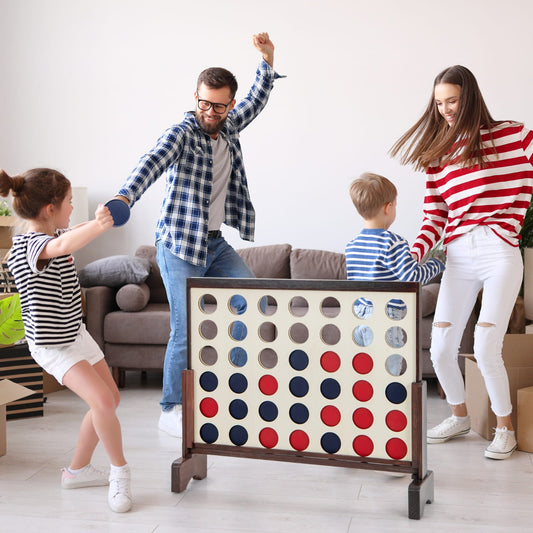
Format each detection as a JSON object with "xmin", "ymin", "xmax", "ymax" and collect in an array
[{"xmin": 27, "ymin": 323, "xmax": 105, "ymax": 385}]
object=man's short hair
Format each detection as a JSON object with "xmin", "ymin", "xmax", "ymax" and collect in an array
[
  {"xmin": 197, "ymin": 67, "xmax": 238, "ymax": 99},
  {"xmin": 349, "ymin": 172, "xmax": 397, "ymax": 219}
]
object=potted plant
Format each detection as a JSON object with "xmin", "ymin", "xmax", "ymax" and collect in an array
[{"xmin": 0, "ymin": 293, "xmax": 24, "ymax": 346}]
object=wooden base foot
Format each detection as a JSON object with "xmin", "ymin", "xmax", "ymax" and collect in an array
[
  {"xmin": 408, "ymin": 470, "xmax": 434, "ymax": 519},
  {"xmin": 171, "ymin": 454, "xmax": 207, "ymax": 493}
]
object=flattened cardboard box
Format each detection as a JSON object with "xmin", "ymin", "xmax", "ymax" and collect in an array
[
  {"xmin": 0, "ymin": 379, "xmax": 33, "ymax": 456},
  {"xmin": 517, "ymin": 385, "xmax": 533, "ymax": 453},
  {"xmin": 463, "ymin": 334, "xmax": 533, "ymax": 442}
]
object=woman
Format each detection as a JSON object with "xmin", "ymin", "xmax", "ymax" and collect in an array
[{"xmin": 391, "ymin": 65, "xmax": 533, "ymax": 459}]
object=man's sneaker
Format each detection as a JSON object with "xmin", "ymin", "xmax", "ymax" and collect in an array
[
  {"xmin": 484, "ymin": 427, "xmax": 517, "ymax": 460},
  {"xmin": 61, "ymin": 464, "xmax": 109, "ymax": 489},
  {"xmin": 108, "ymin": 467, "xmax": 132, "ymax": 513},
  {"xmin": 158, "ymin": 406, "xmax": 182, "ymax": 438},
  {"xmin": 427, "ymin": 415, "xmax": 470, "ymax": 444}
]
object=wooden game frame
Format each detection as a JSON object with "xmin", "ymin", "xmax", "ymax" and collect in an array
[{"xmin": 172, "ymin": 278, "xmax": 434, "ymax": 519}]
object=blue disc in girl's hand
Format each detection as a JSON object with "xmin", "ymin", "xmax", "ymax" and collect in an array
[{"xmin": 105, "ymin": 199, "xmax": 130, "ymax": 227}]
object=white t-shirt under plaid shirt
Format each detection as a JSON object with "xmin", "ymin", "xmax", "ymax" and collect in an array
[{"xmin": 8, "ymin": 231, "xmax": 82, "ymax": 345}]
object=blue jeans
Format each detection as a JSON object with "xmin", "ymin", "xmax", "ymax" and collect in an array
[{"xmin": 156, "ymin": 237, "xmax": 255, "ymax": 410}]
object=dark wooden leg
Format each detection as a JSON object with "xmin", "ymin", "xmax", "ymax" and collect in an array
[
  {"xmin": 409, "ymin": 381, "xmax": 433, "ymax": 519},
  {"xmin": 437, "ymin": 380, "xmax": 446, "ymax": 399},
  {"xmin": 408, "ymin": 470, "xmax": 434, "ymax": 519},
  {"xmin": 111, "ymin": 368, "xmax": 126, "ymax": 388},
  {"xmin": 171, "ymin": 454, "xmax": 207, "ymax": 493},
  {"xmin": 171, "ymin": 369, "xmax": 207, "ymax": 493}
]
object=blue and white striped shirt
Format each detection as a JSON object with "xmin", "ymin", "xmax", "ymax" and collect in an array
[
  {"xmin": 118, "ymin": 60, "xmax": 281, "ymax": 266},
  {"xmin": 8, "ymin": 231, "xmax": 82, "ymax": 345},
  {"xmin": 345, "ymin": 228, "xmax": 444, "ymax": 283}
]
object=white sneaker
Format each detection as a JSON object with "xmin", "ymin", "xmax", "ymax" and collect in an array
[
  {"xmin": 484, "ymin": 427, "xmax": 517, "ymax": 460},
  {"xmin": 61, "ymin": 464, "xmax": 109, "ymax": 489},
  {"xmin": 427, "ymin": 415, "xmax": 470, "ymax": 444},
  {"xmin": 108, "ymin": 466, "xmax": 132, "ymax": 513},
  {"xmin": 158, "ymin": 406, "xmax": 182, "ymax": 438}
]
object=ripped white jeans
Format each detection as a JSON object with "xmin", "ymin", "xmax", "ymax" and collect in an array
[{"xmin": 430, "ymin": 226, "xmax": 523, "ymax": 416}]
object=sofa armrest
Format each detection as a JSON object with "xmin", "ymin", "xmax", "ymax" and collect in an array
[{"xmin": 84, "ymin": 286, "xmax": 118, "ymax": 350}]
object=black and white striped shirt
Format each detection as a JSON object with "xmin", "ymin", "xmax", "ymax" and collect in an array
[{"xmin": 8, "ymin": 231, "xmax": 82, "ymax": 345}]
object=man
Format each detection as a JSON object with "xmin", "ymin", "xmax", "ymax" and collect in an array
[{"xmin": 115, "ymin": 33, "xmax": 281, "ymax": 437}]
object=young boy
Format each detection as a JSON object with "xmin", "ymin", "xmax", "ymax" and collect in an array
[
  {"xmin": 346, "ymin": 173, "xmax": 445, "ymax": 357},
  {"xmin": 345, "ymin": 172, "xmax": 444, "ymax": 284}
]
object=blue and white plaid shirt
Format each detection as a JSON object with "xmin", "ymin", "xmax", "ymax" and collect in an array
[{"xmin": 118, "ymin": 60, "xmax": 282, "ymax": 266}]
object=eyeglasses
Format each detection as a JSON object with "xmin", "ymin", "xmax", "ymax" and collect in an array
[{"xmin": 197, "ymin": 96, "xmax": 233, "ymax": 114}]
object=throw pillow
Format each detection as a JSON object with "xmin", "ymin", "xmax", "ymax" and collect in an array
[
  {"xmin": 237, "ymin": 244, "xmax": 292, "ymax": 278},
  {"xmin": 79, "ymin": 255, "xmax": 151, "ymax": 288},
  {"xmin": 290, "ymin": 248, "xmax": 347, "ymax": 280},
  {"xmin": 420, "ymin": 283, "xmax": 440, "ymax": 317},
  {"xmin": 116, "ymin": 283, "xmax": 150, "ymax": 312}
]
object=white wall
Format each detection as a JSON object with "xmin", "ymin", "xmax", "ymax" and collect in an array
[{"xmin": 1, "ymin": 0, "xmax": 532, "ymax": 267}]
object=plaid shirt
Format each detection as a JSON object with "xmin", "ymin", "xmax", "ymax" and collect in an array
[{"xmin": 118, "ymin": 60, "xmax": 281, "ymax": 266}]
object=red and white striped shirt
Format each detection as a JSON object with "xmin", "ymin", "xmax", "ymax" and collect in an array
[{"xmin": 412, "ymin": 122, "xmax": 533, "ymax": 261}]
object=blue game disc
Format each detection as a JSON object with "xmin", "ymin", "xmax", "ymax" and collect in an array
[
  {"xmin": 228, "ymin": 373, "xmax": 248, "ymax": 394},
  {"xmin": 321, "ymin": 432, "xmax": 341, "ymax": 454},
  {"xmin": 229, "ymin": 425, "xmax": 248, "ymax": 446},
  {"xmin": 199, "ymin": 371, "xmax": 218, "ymax": 392},
  {"xmin": 385, "ymin": 382, "xmax": 408, "ymax": 404},
  {"xmin": 289, "ymin": 376, "xmax": 309, "ymax": 398},
  {"xmin": 229, "ymin": 399, "xmax": 248, "ymax": 420},
  {"xmin": 200, "ymin": 423, "xmax": 219, "ymax": 444},
  {"xmin": 105, "ymin": 198, "xmax": 130, "ymax": 227},
  {"xmin": 289, "ymin": 349, "xmax": 309, "ymax": 371},
  {"xmin": 258, "ymin": 401, "xmax": 278, "ymax": 422},
  {"xmin": 289, "ymin": 403, "xmax": 309, "ymax": 424},
  {"xmin": 320, "ymin": 378, "xmax": 341, "ymax": 400}
]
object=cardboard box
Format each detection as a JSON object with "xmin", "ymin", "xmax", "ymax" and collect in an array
[
  {"xmin": 0, "ymin": 379, "xmax": 33, "ymax": 456},
  {"xmin": 517, "ymin": 386, "xmax": 533, "ymax": 452},
  {"xmin": 0, "ymin": 216, "xmax": 17, "ymax": 249},
  {"xmin": 464, "ymin": 334, "xmax": 533, "ymax": 441},
  {"xmin": 43, "ymin": 370, "xmax": 65, "ymax": 393},
  {"xmin": 0, "ymin": 343, "xmax": 43, "ymax": 419}
]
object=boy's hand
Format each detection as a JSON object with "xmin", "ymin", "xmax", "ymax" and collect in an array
[
  {"xmin": 95, "ymin": 203, "xmax": 114, "ymax": 230},
  {"xmin": 253, "ymin": 32, "xmax": 274, "ymax": 67}
]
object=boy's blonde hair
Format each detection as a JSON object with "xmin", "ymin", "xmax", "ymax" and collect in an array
[{"xmin": 349, "ymin": 172, "xmax": 397, "ymax": 220}]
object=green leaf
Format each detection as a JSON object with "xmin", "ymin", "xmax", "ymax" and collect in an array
[
  {"xmin": 520, "ymin": 199, "xmax": 533, "ymax": 251},
  {"xmin": 0, "ymin": 294, "xmax": 25, "ymax": 345}
]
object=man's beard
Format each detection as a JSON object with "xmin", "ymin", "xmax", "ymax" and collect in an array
[{"xmin": 196, "ymin": 112, "xmax": 227, "ymax": 135}]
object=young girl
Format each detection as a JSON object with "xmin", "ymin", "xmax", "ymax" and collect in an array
[
  {"xmin": 391, "ymin": 65, "xmax": 533, "ymax": 460},
  {"xmin": 0, "ymin": 167, "xmax": 133, "ymax": 511}
]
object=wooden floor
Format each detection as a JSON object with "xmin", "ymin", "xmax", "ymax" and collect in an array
[{"xmin": 1, "ymin": 373, "xmax": 532, "ymax": 532}]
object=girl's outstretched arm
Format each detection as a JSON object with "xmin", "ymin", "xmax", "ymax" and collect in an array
[{"xmin": 40, "ymin": 204, "xmax": 113, "ymax": 259}]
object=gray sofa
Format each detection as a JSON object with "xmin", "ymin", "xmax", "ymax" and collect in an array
[{"xmin": 83, "ymin": 243, "xmax": 474, "ymax": 388}]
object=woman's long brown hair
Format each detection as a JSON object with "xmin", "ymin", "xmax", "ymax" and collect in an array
[{"xmin": 390, "ymin": 65, "xmax": 500, "ymax": 171}]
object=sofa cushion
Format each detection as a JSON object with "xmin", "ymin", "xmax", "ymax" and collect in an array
[
  {"xmin": 79, "ymin": 255, "xmax": 151, "ymax": 288},
  {"xmin": 421, "ymin": 283, "xmax": 440, "ymax": 317},
  {"xmin": 237, "ymin": 244, "xmax": 292, "ymax": 278},
  {"xmin": 116, "ymin": 283, "xmax": 150, "ymax": 312},
  {"xmin": 135, "ymin": 245, "xmax": 168, "ymax": 304},
  {"xmin": 104, "ymin": 303, "xmax": 170, "ymax": 344},
  {"xmin": 290, "ymin": 248, "xmax": 346, "ymax": 280}
]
